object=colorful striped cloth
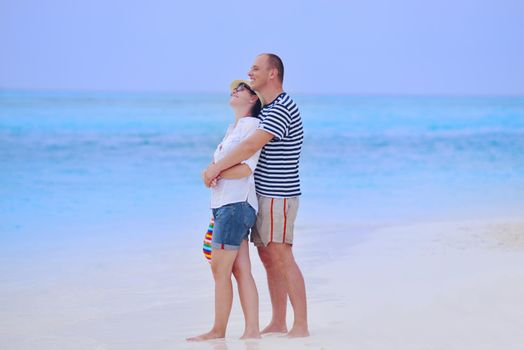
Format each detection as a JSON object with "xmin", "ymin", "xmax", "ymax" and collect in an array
[{"xmin": 203, "ymin": 217, "xmax": 214, "ymax": 262}]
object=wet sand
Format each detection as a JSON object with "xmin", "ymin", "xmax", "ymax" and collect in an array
[{"xmin": 1, "ymin": 218, "xmax": 523, "ymax": 350}]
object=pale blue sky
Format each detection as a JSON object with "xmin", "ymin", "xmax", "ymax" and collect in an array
[{"xmin": 1, "ymin": 0, "xmax": 523, "ymax": 95}]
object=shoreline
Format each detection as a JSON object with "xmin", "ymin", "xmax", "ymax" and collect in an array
[{"xmin": 1, "ymin": 217, "xmax": 523, "ymax": 349}]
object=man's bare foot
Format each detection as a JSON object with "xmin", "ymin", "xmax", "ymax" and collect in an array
[
  {"xmin": 186, "ymin": 330, "xmax": 225, "ymax": 342},
  {"xmin": 261, "ymin": 322, "xmax": 287, "ymax": 334},
  {"xmin": 239, "ymin": 330, "xmax": 261, "ymax": 340},
  {"xmin": 287, "ymin": 326, "xmax": 310, "ymax": 338}
]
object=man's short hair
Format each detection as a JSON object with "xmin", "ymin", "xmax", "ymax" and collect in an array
[{"xmin": 263, "ymin": 53, "xmax": 284, "ymax": 84}]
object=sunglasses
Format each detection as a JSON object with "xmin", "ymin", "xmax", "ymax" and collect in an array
[{"xmin": 233, "ymin": 83, "xmax": 256, "ymax": 95}]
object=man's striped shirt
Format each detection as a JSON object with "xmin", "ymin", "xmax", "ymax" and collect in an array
[{"xmin": 254, "ymin": 92, "xmax": 303, "ymax": 198}]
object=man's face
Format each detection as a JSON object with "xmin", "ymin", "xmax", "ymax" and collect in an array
[{"xmin": 248, "ymin": 55, "xmax": 270, "ymax": 91}]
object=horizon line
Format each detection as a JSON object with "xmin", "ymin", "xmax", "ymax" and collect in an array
[{"xmin": 1, "ymin": 87, "xmax": 524, "ymax": 99}]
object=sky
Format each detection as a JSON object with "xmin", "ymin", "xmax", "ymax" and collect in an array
[{"xmin": 1, "ymin": 0, "xmax": 523, "ymax": 95}]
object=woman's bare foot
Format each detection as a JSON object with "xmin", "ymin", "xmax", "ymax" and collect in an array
[
  {"xmin": 239, "ymin": 329, "xmax": 261, "ymax": 340},
  {"xmin": 186, "ymin": 329, "xmax": 225, "ymax": 342},
  {"xmin": 260, "ymin": 322, "xmax": 287, "ymax": 334}
]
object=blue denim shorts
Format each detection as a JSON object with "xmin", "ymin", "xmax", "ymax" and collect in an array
[{"xmin": 212, "ymin": 201, "xmax": 256, "ymax": 250}]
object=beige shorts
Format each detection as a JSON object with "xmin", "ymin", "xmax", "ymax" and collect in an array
[{"xmin": 251, "ymin": 195, "xmax": 299, "ymax": 247}]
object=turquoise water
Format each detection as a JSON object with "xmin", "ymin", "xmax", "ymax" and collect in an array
[{"xmin": 1, "ymin": 91, "xmax": 523, "ymax": 251}]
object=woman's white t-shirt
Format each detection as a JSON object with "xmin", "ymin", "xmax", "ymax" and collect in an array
[{"xmin": 211, "ymin": 116, "xmax": 261, "ymax": 212}]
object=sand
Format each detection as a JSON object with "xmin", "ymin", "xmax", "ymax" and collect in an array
[{"xmin": 1, "ymin": 218, "xmax": 523, "ymax": 350}]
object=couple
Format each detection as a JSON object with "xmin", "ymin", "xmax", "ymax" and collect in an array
[{"xmin": 187, "ymin": 53, "xmax": 309, "ymax": 341}]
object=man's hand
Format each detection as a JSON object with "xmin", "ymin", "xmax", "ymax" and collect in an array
[
  {"xmin": 201, "ymin": 129, "xmax": 272, "ymax": 187},
  {"xmin": 202, "ymin": 163, "xmax": 221, "ymax": 187},
  {"xmin": 209, "ymin": 176, "xmax": 220, "ymax": 188}
]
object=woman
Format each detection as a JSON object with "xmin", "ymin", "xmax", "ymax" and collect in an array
[{"xmin": 187, "ymin": 80, "xmax": 263, "ymax": 341}]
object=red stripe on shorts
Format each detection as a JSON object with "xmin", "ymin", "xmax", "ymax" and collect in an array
[
  {"xmin": 282, "ymin": 198, "xmax": 287, "ymax": 243},
  {"xmin": 270, "ymin": 198, "xmax": 274, "ymax": 242}
]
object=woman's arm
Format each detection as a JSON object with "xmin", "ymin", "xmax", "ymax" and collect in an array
[{"xmin": 203, "ymin": 129, "xmax": 273, "ymax": 186}]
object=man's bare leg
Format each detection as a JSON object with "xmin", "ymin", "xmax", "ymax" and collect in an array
[
  {"xmin": 257, "ymin": 245, "xmax": 288, "ymax": 334},
  {"xmin": 186, "ymin": 249, "xmax": 238, "ymax": 341},
  {"xmin": 269, "ymin": 243, "xmax": 309, "ymax": 337}
]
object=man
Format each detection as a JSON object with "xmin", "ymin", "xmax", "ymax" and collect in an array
[{"xmin": 203, "ymin": 53, "xmax": 309, "ymax": 337}]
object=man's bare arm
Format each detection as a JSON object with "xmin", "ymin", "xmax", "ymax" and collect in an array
[
  {"xmin": 203, "ymin": 129, "xmax": 273, "ymax": 186},
  {"xmin": 220, "ymin": 164, "xmax": 252, "ymax": 179}
]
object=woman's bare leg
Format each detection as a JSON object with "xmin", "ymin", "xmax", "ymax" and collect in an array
[
  {"xmin": 232, "ymin": 240, "xmax": 261, "ymax": 339},
  {"xmin": 187, "ymin": 248, "xmax": 238, "ymax": 341}
]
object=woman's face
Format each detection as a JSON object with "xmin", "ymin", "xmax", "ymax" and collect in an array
[{"xmin": 229, "ymin": 83, "xmax": 255, "ymax": 108}]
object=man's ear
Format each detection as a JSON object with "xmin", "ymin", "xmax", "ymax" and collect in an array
[{"xmin": 269, "ymin": 67, "xmax": 277, "ymax": 80}]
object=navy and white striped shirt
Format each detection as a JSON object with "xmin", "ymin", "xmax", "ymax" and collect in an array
[{"xmin": 254, "ymin": 92, "xmax": 303, "ymax": 198}]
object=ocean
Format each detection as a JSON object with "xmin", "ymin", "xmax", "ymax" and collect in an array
[{"xmin": 1, "ymin": 91, "xmax": 523, "ymax": 252}]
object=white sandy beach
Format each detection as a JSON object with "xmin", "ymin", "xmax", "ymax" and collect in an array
[{"xmin": 1, "ymin": 218, "xmax": 523, "ymax": 350}]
